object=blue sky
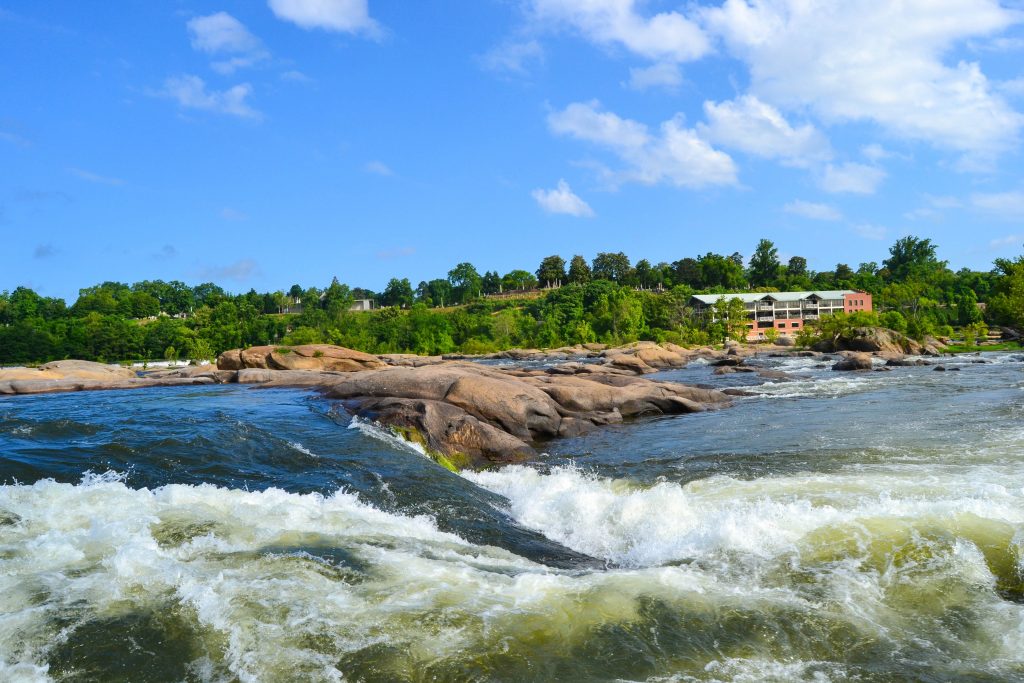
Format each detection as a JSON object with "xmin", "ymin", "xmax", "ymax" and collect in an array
[{"xmin": 3, "ymin": 0, "xmax": 1024, "ymax": 303}]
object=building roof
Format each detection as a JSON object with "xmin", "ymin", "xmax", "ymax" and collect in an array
[{"xmin": 690, "ymin": 290, "xmax": 860, "ymax": 305}]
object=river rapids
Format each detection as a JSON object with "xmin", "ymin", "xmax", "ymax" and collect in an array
[{"xmin": 2, "ymin": 352, "xmax": 1023, "ymax": 681}]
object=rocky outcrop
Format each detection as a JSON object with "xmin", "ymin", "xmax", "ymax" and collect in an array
[
  {"xmin": 0, "ymin": 360, "xmax": 216, "ymax": 395},
  {"xmin": 832, "ymin": 352, "xmax": 874, "ymax": 371},
  {"xmin": 217, "ymin": 345, "xmax": 386, "ymax": 372},
  {"xmin": 320, "ymin": 362, "xmax": 731, "ymax": 469},
  {"xmin": 815, "ymin": 326, "xmax": 947, "ymax": 357}
]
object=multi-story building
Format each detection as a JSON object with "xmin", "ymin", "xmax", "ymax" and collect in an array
[{"xmin": 690, "ymin": 290, "xmax": 872, "ymax": 340}]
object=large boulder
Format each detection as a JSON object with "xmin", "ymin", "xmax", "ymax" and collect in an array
[
  {"xmin": 832, "ymin": 352, "xmax": 873, "ymax": 371},
  {"xmin": 38, "ymin": 360, "xmax": 138, "ymax": 380},
  {"xmin": 828, "ymin": 326, "xmax": 929, "ymax": 356},
  {"xmin": 218, "ymin": 344, "xmax": 385, "ymax": 372},
  {"xmin": 352, "ymin": 398, "xmax": 536, "ymax": 470}
]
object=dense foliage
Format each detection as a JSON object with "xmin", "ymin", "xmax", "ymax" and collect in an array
[{"xmin": 1, "ymin": 237, "xmax": 1020, "ymax": 365}]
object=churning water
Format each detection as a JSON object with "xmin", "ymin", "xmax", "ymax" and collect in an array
[{"xmin": 2, "ymin": 352, "xmax": 1024, "ymax": 681}]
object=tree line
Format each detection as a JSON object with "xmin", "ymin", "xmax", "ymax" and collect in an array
[{"xmin": 1, "ymin": 236, "xmax": 1021, "ymax": 365}]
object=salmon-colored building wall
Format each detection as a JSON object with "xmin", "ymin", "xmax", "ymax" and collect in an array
[{"xmin": 843, "ymin": 292, "xmax": 872, "ymax": 313}]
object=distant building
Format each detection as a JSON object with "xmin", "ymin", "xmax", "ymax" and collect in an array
[
  {"xmin": 690, "ymin": 290, "xmax": 872, "ymax": 341},
  {"xmin": 349, "ymin": 299, "xmax": 374, "ymax": 312}
]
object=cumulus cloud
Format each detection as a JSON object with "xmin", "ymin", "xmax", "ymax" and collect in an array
[
  {"xmin": 479, "ymin": 40, "xmax": 544, "ymax": 75},
  {"xmin": 701, "ymin": 0, "xmax": 1024, "ymax": 164},
  {"xmin": 68, "ymin": 167, "xmax": 124, "ymax": 185},
  {"xmin": 820, "ymin": 163, "xmax": 886, "ymax": 195},
  {"xmin": 159, "ymin": 75, "xmax": 259, "ymax": 119},
  {"xmin": 268, "ymin": 0, "xmax": 379, "ymax": 35},
  {"xmin": 532, "ymin": 179, "xmax": 595, "ymax": 217},
  {"xmin": 698, "ymin": 95, "xmax": 831, "ymax": 167},
  {"xmin": 198, "ymin": 258, "xmax": 260, "ymax": 282},
  {"xmin": 529, "ymin": 0, "xmax": 709, "ymax": 63},
  {"xmin": 548, "ymin": 100, "xmax": 736, "ymax": 189},
  {"xmin": 783, "ymin": 200, "xmax": 842, "ymax": 221},
  {"xmin": 625, "ymin": 62, "xmax": 682, "ymax": 91},
  {"xmin": 187, "ymin": 13, "xmax": 269, "ymax": 74}
]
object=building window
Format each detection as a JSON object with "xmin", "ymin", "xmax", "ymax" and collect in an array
[
  {"xmin": 778, "ymin": 323, "xmax": 786, "ymax": 328},
  {"xmin": 793, "ymin": 322, "xmax": 800, "ymax": 328}
]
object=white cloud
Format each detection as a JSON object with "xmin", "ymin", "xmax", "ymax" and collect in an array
[
  {"xmin": 698, "ymin": 95, "xmax": 830, "ymax": 167},
  {"xmin": 68, "ymin": 167, "xmax": 124, "ymax": 185},
  {"xmin": 548, "ymin": 100, "xmax": 737, "ymax": 189},
  {"xmin": 999, "ymin": 77, "xmax": 1024, "ymax": 97},
  {"xmin": 532, "ymin": 179, "xmax": 595, "ymax": 217},
  {"xmin": 479, "ymin": 40, "xmax": 544, "ymax": 75},
  {"xmin": 784, "ymin": 200, "xmax": 842, "ymax": 221},
  {"xmin": 904, "ymin": 193, "xmax": 964, "ymax": 220},
  {"xmin": 990, "ymin": 233, "xmax": 1022, "ymax": 249},
  {"xmin": 861, "ymin": 143, "xmax": 893, "ymax": 162},
  {"xmin": 972, "ymin": 189, "xmax": 1024, "ymax": 217},
  {"xmin": 268, "ymin": 0, "xmax": 378, "ymax": 35},
  {"xmin": 852, "ymin": 224, "xmax": 888, "ymax": 241},
  {"xmin": 820, "ymin": 162, "xmax": 886, "ymax": 194},
  {"xmin": 529, "ymin": 0, "xmax": 709, "ymax": 63},
  {"xmin": 159, "ymin": 75, "xmax": 259, "ymax": 119},
  {"xmin": 188, "ymin": 12, "xmax": 260, "ymax": 54},
  {"xmin": 625, "ymin": 62, "xmax": 682, "ymax": 91},
  {"xmin": 364, "ymin": 160, "xmax": 394, "ymax": 176},
  {"xmin": 702, "ymin": 0, "xmax": 1024, "ymax": 164},
  {"xmin": 280, "ymin": 70, "xmax": 313, "ymax": 83},
  {"xmin": 187, "ymin": 12, "xmax": 268, "ymax": 74}
]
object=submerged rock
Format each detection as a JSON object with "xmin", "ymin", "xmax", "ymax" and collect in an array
[{"xmin": 832, "ymin": 352, "xmax": 873, "ymax": 371}]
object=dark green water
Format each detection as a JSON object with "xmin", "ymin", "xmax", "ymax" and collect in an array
[{"xmin": 1, "ymin": 352, "xmax": 1023, "ymax": 681}]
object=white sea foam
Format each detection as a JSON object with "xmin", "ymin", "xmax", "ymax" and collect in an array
[
  {"xmin": 287, "ymin": 441, "xmax": 317, "ymax": 458},
  {"xmin": 0, "ymin": 474, "xmax": 850, "ymax": 680},
  {"xmin": 465, "ymin": 464, "xmax": 1024, "ymax": 569}
]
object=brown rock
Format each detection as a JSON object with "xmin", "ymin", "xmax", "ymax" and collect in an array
[
  {"xmin": 38, "ymin": 360, "xmax": 138, "ymax": 380},
  {"xmin": 352, "ymin": 397, "xmax": 535, "ymax": 469},
  {"xmin": 832, "ymin": 352, "xmax": 873, "ymax": 371},
  {"xmin": 606, "ymin": 354, "xmax": 655, "ymax": 374}
]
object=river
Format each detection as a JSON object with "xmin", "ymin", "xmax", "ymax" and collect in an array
[{"xmin": 1, "ymin": 352, "xmax": 1023, "ymax": 681}]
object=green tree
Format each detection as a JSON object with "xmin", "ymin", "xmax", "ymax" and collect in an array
[
  {"xmin": 567, "ymin": 255, "xmax": 592, "ymax": 284},
  {"xmin": 591, "ymin": 252, "xmax": 632, "ymax": 282},
  {"xmin": 882, "ymin": 236, "xmax": 946, "ymax": 282},
  {"xmin": 536, "ymin": 255, "xmax": 566, "ymax": 287},
  {"xmin": 381, "ymin": 278, "xmax": 414, "ymax": 308},
  {"xmin": 712, "ymin": 296, "xmax": 749, "ymax": 343},
  {"xmin": 501, "ymin": 270, "xmax": 538, "ymax": 291},
  {"xmin": 481, "ymin": 270, "xmax": 502, "ymax": 294},
  {"xmin": 448, "ymin": 262, "xmax": 482, "ymax": 303},
  {"xmin": 748, "ymin": 239, "xmax": 781, "ymax": 287},
  {"xmin": 787, "ymin": 256, "xmax": 808, "ymax": 278},
  {"xmin": 698, "ymin": 253, "xmax": 746, "ymax": 290}
]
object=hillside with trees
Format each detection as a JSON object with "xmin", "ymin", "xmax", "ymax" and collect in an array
[{"xmin": 1, "ymin": 236, "xmax": 1020, "ymax": 365}]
